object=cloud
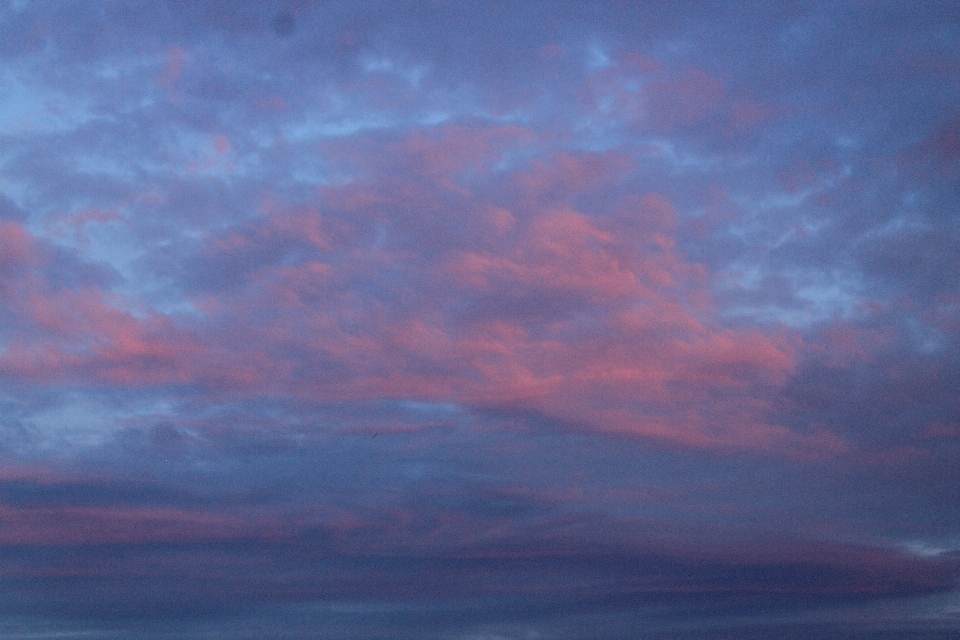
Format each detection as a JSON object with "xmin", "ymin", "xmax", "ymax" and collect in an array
[
  {"xmin": 0, "ymin": 119, "xmax": 819, "ymax": 454},
  {"xmin": 0, "ymin": 1, "xmax": 958, "ymax": 637}
]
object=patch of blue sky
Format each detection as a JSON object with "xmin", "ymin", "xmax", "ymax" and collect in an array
[
  {"xmin": 867, "ymin": 212, "xmax": 935, "ymax": 237},
  {"xmin": 45, "ymin": 214, "xmax": 131, "ymax": 261},
  {"xmin": 57, "ymin": 152, "xmax": 144, "ymax": 185},
  {"xmin": 361, "ymin": 55, "xmax": 430, "ymax": 89},
  {"xmin": 0, "ymin": 69, "xmax": 98, "ymax": 135},
  {"xmin": 835, "ymin": 134, "xmax": 858, "ymax": 149},
  {"xmin": 0, "ymin": 177, "xmax": 32, "ymax": 214},
  {"xmin": 901, "ymin": 538, "xmax": 960, "ymax": 558},
  {"xmin": 571, "ymin": 115, "xmax": 622, "ymax": 151},
  {"xmin": 279, "ymin": 107, "xmax": 459, "ymax": 174},
  {"xmin": 644, "ymin": 138, "xmax": 725, "ymax": 171},
  {"xmin": 490, "ymin": 148, "xmax": 536, "ymax": 173},
  {"xmin": 108, "ymin": 239, "xmax": 207, "ymax": 319},
  {"xmin": 735, "ymin": 162, "xmax": 844, "ymax": 217},
  {"xmin": 719, "ymin": 266, "xmax": 866, "ymax": 327},
  {"xmin": 396, "ymin": 400, "xmax": 465, "ymax": 419},
  {"xmin": 285, "ymin": 162, "xmax": 335, "ymax": 188},
  {"xmin": 17, "ymin": 207, "xmax": 150, "ymax": 310},
  {"xmin": 768, "ymin": 218, "xmax": 830, "ymax": 251},
  {"xmin": 574, "ymin": 131, "xmax": 716, "ymax": 170},
  {"xmin": 18, "ymin": 128, "xmax": 241, "ymax": 198},
  {"xmin": 900, "ymin": 189, "xmax": 926, "ymax": 209},
  {"xmin": 20, "ymin": 392, "xmax": 177, "ymax": 453},
  {"xmin": 418, "ymin": 110, "xmax": 453, "ymax": 126},
  {"xmin": 89, "ymin": 50, "xmax": 169, "ymax": 89},
  {"xmin": 585, "ymin": 44, "xmax": 613, "ymax": 71},
  {"xmin": 723, "ymin": 185, "xmax": 837, "ymax": 252},
  {"xmin": 792, "ymin": 276, "xmax": 867, "ymax": 319},
  {"xmin": 751, "ymin": 187, "xmax": 818, "ymax": 212},
  {"xmin": 151, "ymin": 130, "xmax": 252, "ymax": 181},
  {"xmin": 148, "ymin": 300, "xmax": 206, "ymax": 321},
  {"xmin": 280, "ymin": 113, "xmax": 394, "ymax": 142},
  {"xmin": 0, "ymin": 0, "xmax": 30, "ymax": 15},
  {"xmin": 902, "ymin": 316, "xmax": 948, "ymax": 354}
]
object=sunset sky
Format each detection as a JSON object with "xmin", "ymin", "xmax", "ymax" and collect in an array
[{"xmin": 0, "ymin": 1, "xmax": 959, "ymax": 638}]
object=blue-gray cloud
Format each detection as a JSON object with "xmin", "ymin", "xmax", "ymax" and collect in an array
[{"xmin": 0, "ymin": 1, "xmax": 958, "ymax": 638}]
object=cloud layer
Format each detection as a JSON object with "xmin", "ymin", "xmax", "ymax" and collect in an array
[{"xmin": 0, "ymin": 1, "xmax": 959, "ymax": 638}]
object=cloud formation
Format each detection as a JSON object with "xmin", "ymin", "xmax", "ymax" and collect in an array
[{"xmin": 0, "ymin": 1, "xmax": 958, "ymax": 638}]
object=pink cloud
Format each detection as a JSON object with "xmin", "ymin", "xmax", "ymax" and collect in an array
[
  {"xmin": 509, "ymin": 151, "xmax": 634, "ymax": 204},
  {"xmin": 0, "ymin": 129, "xmax": 846, "ymax": 456},
  {"xmin": 644, "ymin": 69, "xmax": 726, "ymax": 130},
  {"xmin": 923, "ymin": 422, "xmax": 960, "ymax": 439},
  {"xmin": 155, "ymin": 46, "xmax": 186, "ymax": 88},
  {"xmin": 0, "ymin": 504, "xmax": 261, "ymax": 546},
  {"xmin": 901, "ymin": 117, "xmax": 960, "ymax": 181},
  {"xmin": 0, "ymin": 220, "xmax": 38, "ymax": 275},
  {"xmin": 578, "ymin": 56, "xmax": 778, "ymax": 139}
]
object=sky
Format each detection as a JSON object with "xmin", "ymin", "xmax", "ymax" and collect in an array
[{"xmin": 0, "ymin": 1, "xmax": 959, "ymax": 638}]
